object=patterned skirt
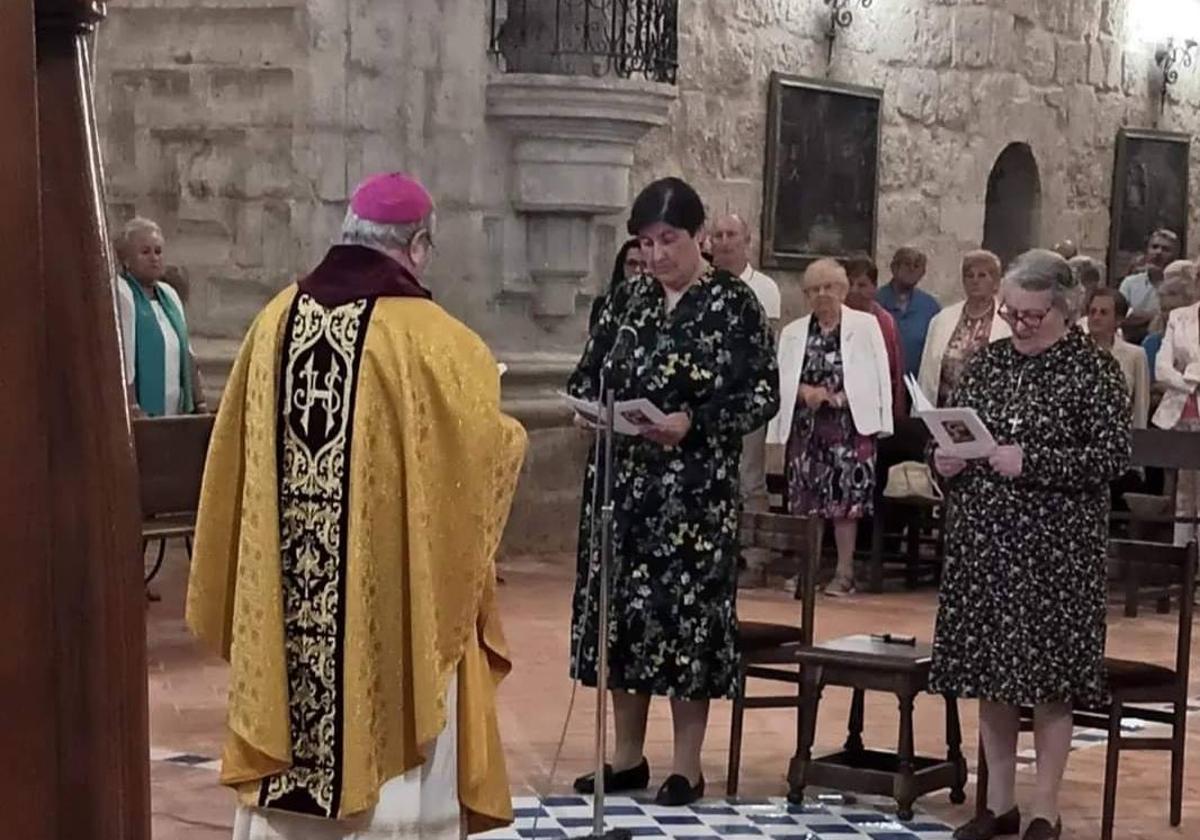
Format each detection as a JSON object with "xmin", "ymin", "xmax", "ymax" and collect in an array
[{"xmin": 785, "ymin": 405, "xmax": 876, "ymax": 520}]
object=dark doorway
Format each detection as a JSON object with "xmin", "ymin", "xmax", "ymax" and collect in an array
[{"xmin": 982, "ymin": 143, "xmax": 1042, "ymax": 267}]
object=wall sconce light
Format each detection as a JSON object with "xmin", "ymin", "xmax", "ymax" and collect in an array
[
  {"xmin": 824, "ymin": 0, "xmax": 874, "ymax": 65},
  {"xmin": 1155, "ymin": 37, "xmax": 1198, "ymax": 111}
]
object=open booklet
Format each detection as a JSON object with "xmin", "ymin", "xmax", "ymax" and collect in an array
[
  {"xmin": 905, "ymin": 374, "xmax": 997, "ymax": 459},
  {"xmin": 559, "ymin": 391, "xmax": 669, "ymax": 436}
]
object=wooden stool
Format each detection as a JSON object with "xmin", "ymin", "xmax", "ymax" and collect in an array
[{"xmin": 788, "ymin": 634, "xmax": 967, "ymax": 820}]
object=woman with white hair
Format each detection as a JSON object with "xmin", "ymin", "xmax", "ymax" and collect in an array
[
  {"xmin": 768, "ymin": 258, "xmax": 892, "ymax": 596},
  {"xmin": 930, "ymin": 250, "xmax": 1131, "ymax": 840},
  {"xmin": 1151, "ymin": 259, "xmax": 1200, "ymax": 545},
  {"xmin": 917, "ymin": 249, "xmax": 1011, "ymax": 406},
  {"xmin": 116, "ymin": 217, "xmax": 207, "ymax": 416}
]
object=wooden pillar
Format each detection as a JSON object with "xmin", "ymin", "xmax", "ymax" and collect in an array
[{"xmin": 0, "ymin": 2, "xmax": 150, "ymax": 838}]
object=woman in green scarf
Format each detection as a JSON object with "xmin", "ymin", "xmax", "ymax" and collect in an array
[{"xmin": 115, "ymin": 217, "xmax": 207, "ymax": 417}]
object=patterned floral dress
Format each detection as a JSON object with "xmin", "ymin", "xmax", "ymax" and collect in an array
[
  {"xmin": 937, "ymin": 307, "xmax": 993, "ymax": 407},
  {"xmin": 929, "ymin": 328, "xmax": 1132, "ymax": 707},
  {"xmin": 567, "ymin": 267, "xmax": 780, "ymax": 700},
  {"xmin": 786, "ymin": 319, "xmax": 877, "ymax": 520}
]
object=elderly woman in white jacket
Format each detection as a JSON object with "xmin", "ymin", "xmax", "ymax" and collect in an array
[
  {"xmin": 917, "ymin": 250, "xmax": 1011, "ymax": 406},
  {"xmin": 767, "ymin": 259, "xmax": 892, "ymax": 596},
  {"xmin": 1152, "ymin": 298, "xmax": 1200, "ymax": 544}
]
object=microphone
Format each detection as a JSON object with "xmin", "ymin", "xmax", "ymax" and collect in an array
[{"xmin": 604, "ymin": 325, "xmax": 639, "ymax": 373}]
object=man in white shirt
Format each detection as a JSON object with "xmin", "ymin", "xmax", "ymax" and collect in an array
[{"xmin": 710, "ymin": 213, "xmax": 780, "ymax": 584}]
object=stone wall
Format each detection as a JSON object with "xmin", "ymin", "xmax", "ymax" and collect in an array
[
  {"xmin": 632, "ymin": 0, "xmax": 1200, "ymax": 317},
  {"xmin": 94, "ymin": 0, "xmax": 1200, "ymax": 555}
]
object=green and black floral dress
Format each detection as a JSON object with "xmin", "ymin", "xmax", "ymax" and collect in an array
[{"xmin": 567, "ymin": 267, "xmax": 780, "ymax": 700}]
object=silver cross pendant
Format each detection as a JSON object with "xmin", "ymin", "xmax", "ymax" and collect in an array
[{"xmin": 1008, "ymin": 415, "xmax": 1022, "ymax": 435}]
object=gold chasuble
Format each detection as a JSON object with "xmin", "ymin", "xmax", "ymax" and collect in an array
[{"xmin": 187, "ymin": 276, "xmax": 526, "ymax": 833}]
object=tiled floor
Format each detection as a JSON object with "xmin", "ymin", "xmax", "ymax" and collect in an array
[{"xmin": 146, "ymin": 548, "xmax": 1200, "ymax": 839}]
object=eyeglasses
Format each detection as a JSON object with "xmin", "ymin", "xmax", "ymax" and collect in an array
[{"xmin": 998, "ymin": 305, "xmax": 1052, "ymax": 327}]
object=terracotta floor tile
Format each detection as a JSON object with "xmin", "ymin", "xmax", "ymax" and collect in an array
[{"xmin": 146, "ymin": 548, "xmax": 1200, "ymax": 839}]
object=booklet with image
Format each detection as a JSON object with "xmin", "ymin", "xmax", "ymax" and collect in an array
[
  {"xmin": 559, "ymin": 391, "xmax": 669, "ymax": 436},
  {"xmin": 905, "ymin": 374, "xmax": 997, "ymax": 460}
]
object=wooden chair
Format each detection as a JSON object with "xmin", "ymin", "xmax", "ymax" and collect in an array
[
  {"xmin": 977, "ymin": 539, "xmax": 1196, "ymax": 840},
  {"xmin": 1109, "ymin": 428, "xmax": 1200, "ymax": 616},
  {"xmin": 726, "ymin": 510, "xmax": 818, "ymax": 795},
  {"xmin": 133, "ymin": 415, "xmax": 215, "ymax": 583}
]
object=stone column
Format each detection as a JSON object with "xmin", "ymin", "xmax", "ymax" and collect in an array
[{"xmin": 486, "ymin": 73, "xmax": 675, "ymax": 318}]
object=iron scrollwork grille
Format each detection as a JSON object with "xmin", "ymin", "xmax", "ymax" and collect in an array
[{"xmin": 490, "ymin": 0, "xmax": 678, "ymax": 84}]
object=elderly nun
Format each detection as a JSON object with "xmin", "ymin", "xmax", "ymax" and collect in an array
[{"xmin": 929, "ymin": 249, "xmax": 1132, "ymax": 840}]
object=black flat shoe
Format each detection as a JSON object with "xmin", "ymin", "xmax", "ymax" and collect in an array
[
  {"xmin": 572, "ymin": 758, "xmax": 650, "ymax": 794},
  {"xmin": 953, "ymin": 807, "xmax": 1021, "ymax": 840},
  {"xmin": 654, "ymin": 773, "xmax": 705, "ymax": 806},
  {"xmin": 1020, "ymin": 818, "xmax": 1061, "ymax": 840}
]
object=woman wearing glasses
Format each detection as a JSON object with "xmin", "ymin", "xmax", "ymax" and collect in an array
[
  {"xmin": 929, "ymin": 250, "xmax": 1131, "ymax": 840},
  {"xmin": 768, "ymin": 258, "xmax": 893, "ymax": 597}
]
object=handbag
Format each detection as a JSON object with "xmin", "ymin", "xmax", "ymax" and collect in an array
[{"xmin": 882, "ymin": 460, "xmax": 943, "ymax": 503}]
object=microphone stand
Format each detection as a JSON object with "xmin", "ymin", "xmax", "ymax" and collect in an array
[{"xmin": 588, "ymin": 362, "xmax": 631, "ymax": 840}]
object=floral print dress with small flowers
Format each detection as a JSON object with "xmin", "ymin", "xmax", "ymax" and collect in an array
[
  {"xmin": 567, "ymin": 266, "xmax": 780, "ymax": 700},
  {"xmin": 929, "ymin": 328, "xmax": 1132, "ymax": 707},
  {"xmin": 786, "ymin": 319, "xmax": 877, "ymax": 520}
]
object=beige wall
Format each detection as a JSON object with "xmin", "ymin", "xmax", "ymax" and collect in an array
[
  {"xmin": 94, "ymin": 0, "xmax": 1200, "ymax": 554},
  {"xmin": 631, "ymin": 0, "xmax": 1200, "ymax": 321}
]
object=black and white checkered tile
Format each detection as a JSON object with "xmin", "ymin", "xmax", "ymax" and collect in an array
[
  {"xmin": 148, "ymin": 699, "xmax": 1200, "ymax": 839},
  {"xmin": 479, "ymin": 796, "xmax": 954, "ymax": 840}
]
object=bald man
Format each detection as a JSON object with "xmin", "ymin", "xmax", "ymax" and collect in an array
[
  {"xmin": 711, "ymin": 214, "xmax": 781, "ymax": 327},
  {"xmin": 710, "ymin": 213, "xmax": 780, "ymax": 583}
]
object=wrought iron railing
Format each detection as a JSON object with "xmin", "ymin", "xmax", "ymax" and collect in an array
[{"xmin": 489, "ymin": 0, "xmax": 678, "ymax": 84}]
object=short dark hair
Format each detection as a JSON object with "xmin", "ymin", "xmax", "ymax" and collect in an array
[
  {"xmin": 841, "ymin": 253, "xmax": 878, "ymax": 284},
  {"xmin": 627, "ymin": 177, "xmax": 706, "ymax": 237},
  {"xmin": 1088, "ymin": 286, "xmax": 1129, "ymax": 320}
]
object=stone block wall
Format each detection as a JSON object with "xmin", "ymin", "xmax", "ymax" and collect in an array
[
  {"xmin": 632, "ymin": 0, "xmax": 1200, "ymax": 315},
  {"xmin": 93, "ymin": 0, "xmax": 1200, "ymax": 556}
]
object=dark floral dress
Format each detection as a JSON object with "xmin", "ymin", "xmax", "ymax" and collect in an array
[
  {"xmin": 929, "ymin": 328, "xmax": 1132, "ymax": 707},
  {"xmin": 786, "ymin": 320, "xmax": 876, "ymax": 520},
  {"xmin": 567, "ymin": 267, "xmax": 780, "ymax": 700}
]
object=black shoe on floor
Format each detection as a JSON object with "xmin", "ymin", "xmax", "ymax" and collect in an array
[
  {"xmin": 1020, "ymin": 818, "xmax": 1061, "ymax": 840},
  {"xmin": 572, "ymin": 758, "xmax": 650, "ymax": 795},
  {"xmin": 953, "ymin": 806, "xmax": 1021, "ymax": 840},
  {"xmin": 654, "ymin": 773, "xmax": 705, "ymax": 807}
]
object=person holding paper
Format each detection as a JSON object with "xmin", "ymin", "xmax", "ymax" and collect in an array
[
  {"xmin": 929, "ymin": 250, "xmax": 1131, "ymax": 840},
  {"xmin": 917, "ymin": 249, "xmax": 1011, "ymax": 408},
  {"xmin": 566, "ymin": 177, "xmax": 779, "ymax": 806},
  {"xmin": 767, "ymin": 259, "xmax": 893, "ymax": 597},
  {"xmin": 1152, "ymin": 289, "xmax": 1200, "ymax": 544}
]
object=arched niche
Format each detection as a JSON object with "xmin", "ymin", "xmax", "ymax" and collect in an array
[{"xmin": 982, "ymin": 143, "xmax": 1042, "ymax": 267}]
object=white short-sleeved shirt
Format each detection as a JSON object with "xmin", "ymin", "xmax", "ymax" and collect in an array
[
  {"xmin": 739, "ymin": 264, "xmax": 781, "ymax": 320},
  {"xmin": 117, "ymin": 279, "xmax": 187, "ymax": 415},
  {"xmin": 1119, "ymin": 272, "xmax": 1160, "ymax": 315}
]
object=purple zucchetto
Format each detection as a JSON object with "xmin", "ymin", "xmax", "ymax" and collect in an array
[{"xmin": 349, "ymin": 172, "xmax": 433, "ymax": 224}]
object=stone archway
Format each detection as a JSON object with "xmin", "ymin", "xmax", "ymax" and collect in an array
[{"xmin": 982, "ymin": 142, "xmax": 1042, "ymax": 267}]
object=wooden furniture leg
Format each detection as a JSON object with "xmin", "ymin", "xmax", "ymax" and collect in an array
[
  {"xmin": 787, "ymin": 664, "xmax": 824, "ymax": 801},
  {"xmin": 895, "ymin": 691, "xmax": 917, "ymax": 820}
]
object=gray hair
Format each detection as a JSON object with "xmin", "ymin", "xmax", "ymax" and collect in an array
[
  {"xmin": 1067, "ymin": 254, "xmax": 1104, "ymax": 289},
  {"xmin": 115, "ymin": 216, "xmax": 163, "ymax": 259},
  {"xmin": 340, "ymin": 207, "xmax": 435, "ymax": 252},
  {"xmin": 1002, "ymin": 248, "xmax": 1084, "ymax": 321},
  {"xmin": 1164, "ymin": 259, "xmax": 1195, "ymax": 286}
]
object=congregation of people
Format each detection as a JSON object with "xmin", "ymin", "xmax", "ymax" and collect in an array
[
  {"xmin": 570, "ymin": 174, "xmax": 1197, "ymax": 840},
  {"xmin": 133, "ymin": 168, "xmax": 1193, "ymax": 840}
]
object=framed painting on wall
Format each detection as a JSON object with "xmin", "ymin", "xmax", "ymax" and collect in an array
[
  {"xmin": 1108, "ymin": 128, "xmax": 1190, "ymax": 282},
  {"xmin": 760, "ymin": 73, "xmax": 882, "ymax": 270}
]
